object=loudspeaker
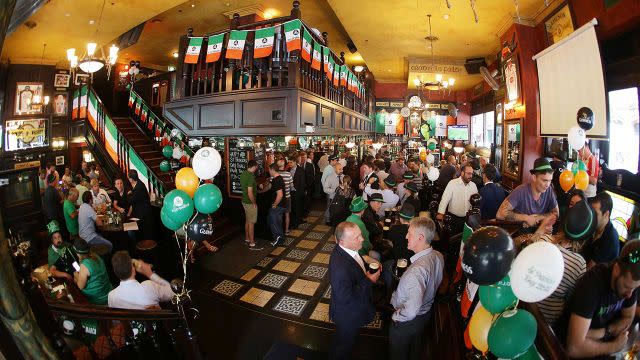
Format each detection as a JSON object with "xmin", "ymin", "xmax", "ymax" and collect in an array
[
  {"xmin": 464, "ymin": 58, "xmax": 487, "ymax": 74},
  {"xmin": 347, "ymin": 41, "xmax": 358, "ymax": 54}
]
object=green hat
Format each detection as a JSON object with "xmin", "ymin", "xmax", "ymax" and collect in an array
[
  {"xmin": 47, "ymin": 220, "xmax": 61, "ymax": 236},
  {"xmin": 350, "ymin": 196, "xmax": 367, "ymax": 212},
  {"xmin": 403, "ymin": 171, "xmax": 415, "ymax": 180},
  {"xmin": 530, "ymin": 158, "xmax": 553, "ymax": 174},
  {"xmin": 384, "ymin": 176, "xmax": 397, "ymax": 188},
  {"xmin": 399, "ymin": 203, "xmax": 415, "ymax": 220},
  {"xmin": 405, "ymin": 181, "xmax": 418, "ymax": 193}
]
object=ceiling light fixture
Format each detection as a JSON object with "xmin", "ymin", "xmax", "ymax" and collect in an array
[
  {"xmin": 172, "ymin": 51, "xmax": 179, "ymax": 58},
  {"xmin": 354, "ymin": 65, "xmax": 364, "ymax": 73},
  {"xmin": 414, "ymin": 15, "xmax": 454, "ymax": 95}
]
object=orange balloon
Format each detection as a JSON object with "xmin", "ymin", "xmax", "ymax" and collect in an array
[
  {"xmin": 559, "ymin": 169, "xmax": 574, "ymax": 192},
  {"xmin": 419, "ymin": 151, "xmax": 427, "ymax": 162},
  {"xmin": 469, "ymin": 304, "xmax": 493, "ymax": 352},
  {"xmin": 574, "ymin": 170, "xmax": 589, "ymax": 190},
  {"xmin": 175, "ymin": 167, "xmax": 199, "ymax": 197}
]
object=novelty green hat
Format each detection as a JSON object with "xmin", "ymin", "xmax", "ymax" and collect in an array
[
  {"xmin": 47, "ymin": 220, "xmax": 61, "ymax": 236},
  {"xmin": 350, "ymin": 196, "xmax": 367, "ymax": 212}
]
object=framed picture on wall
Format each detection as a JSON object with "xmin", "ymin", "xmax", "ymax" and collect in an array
[
  {"xmin": 52, "ymin": 92, "xmax": 68, "ymax": 116},
  {"xmin": 544, "ymin": 3, "xmax": 575, "ymax": 46},
  {"xmin": 74, "ymin": 73, "xmax": 90, "ymax": 86},
  {"xmin": 503, "ymin": 55, "xmax": 521, "ymax": 104},
  {"xmin": 14, "ymin": 82, "xmax": 44, "ymax": 116},
  {"xmin": 54, "ymin": 73, "xmax": 71, "ymax": 88}
]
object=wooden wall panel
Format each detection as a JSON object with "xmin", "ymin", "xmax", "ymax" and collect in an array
[
  {"xmin": 199, "ymin": 102, "xmax": 235, "ymax": 129},
  {"xmin": 241, "ymin": 98, "xmax": 286, "ymax": 128}
]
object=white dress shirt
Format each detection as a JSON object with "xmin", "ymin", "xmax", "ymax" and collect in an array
[
  {"xmin": 339, "ymin": 244, "xmax": 366, "ymax": 273},
  {"xmin": 438, "ymin": 177, "xmax": 478, "ymax": 217},
  {"xmin": 108, "ymin": 273, "xmax": 175, "ymax": 310},
  {"xmin": 91, "ymin": 188, "xmax": 111, "ymax": 206},
  {"xmin": 364, "ymin": 185, "xmax": 399, "ymax": 217}
]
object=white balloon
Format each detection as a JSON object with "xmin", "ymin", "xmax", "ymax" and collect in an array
[
  {"xmin": 427, "ymin": 167, "xmax": 439, "ymax": 181},
  {"xmin": 192, "ymin": 147, "xmax": 221, "ymax": 180},
  {"xmin": 172, "ymin": 146, "xmax": 183, "ymax": 160},
  {"xmin": 426, "ymin": 154, "xmax": 435, "ymax": 164},
  {"xmin": 509, "ymin": 242, "xmax": 564, "ymax": 303},
  {"xmin": 170, "ymin": 128, "xmax": 180, "ymax": 138},
  {"xmin": 567, "ymin": 126, "xmax": 586, "ymax": 151}
]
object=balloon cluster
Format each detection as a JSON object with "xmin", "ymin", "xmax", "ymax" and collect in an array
[
  {"xmin": 463, "ymin": 227, "xmax": 564, "ymax": 358},
  {"xmin": 560, "ymin": 107, "xmax": 595, "ymax": 193},
  {"xmin": 559, "ymin": 159, "xmax": 589, "ymax": 192}
]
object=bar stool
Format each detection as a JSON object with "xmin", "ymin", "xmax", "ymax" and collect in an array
[{"xmin": 135, "ymin": 240, "xmax": 158, "ymax": 267}]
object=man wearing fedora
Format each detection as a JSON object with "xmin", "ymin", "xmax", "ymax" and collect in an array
[
  {"xmin": 497, "ymin": 157, "xmax": 559, "ymax": 231},
  {"xmin": 362, "ymin": 193, "xmax": 385, "ymax": 254},
  {"xmin": 364, "ymin": 175, "xmax": 399, "ymax": 218}
]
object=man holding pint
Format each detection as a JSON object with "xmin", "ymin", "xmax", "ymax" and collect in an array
[
  {"xmin": 389, "ymin": 217, "xmax": 444, "ymax": 360},
  {"xmin": 329, "ymin": 221, "xmax": 381, "ymax": 359}
]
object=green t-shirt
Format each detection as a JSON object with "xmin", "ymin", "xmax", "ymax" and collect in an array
[
  {"xmin": 346, "ymin": 213, "xmax": 371, "ymax": 256},
  {"xmin": 80, "ymin": 257, "xmax": 113, "ymax": 305},
  {"xmin": 48, "ymin": 242, "xmax": 76, "ymax": 274},
  {"xmin": 240, "ymin": 170, "xmax": 257, "ymax": 204},
  {"xmin": 63, "ymin": 200, "xmax": 79, "ymax": 235}
]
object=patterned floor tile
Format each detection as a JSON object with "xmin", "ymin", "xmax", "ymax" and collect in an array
[
  {"xmin": 284, "ymin": 236, "xmax": 296, "ymax": 246},
  {"xmin": 323, "ymin": 286, "xmax": 331, "ymax": 299},
  {"xmin": 286, "ymin": 249, "xmax": 310, "ymax": 261},
  {"xmin": 364, "ymin": 312, "xmax": 383, "ymax": 329},
  {"xmin": 305, "ymin": 232, "xmax": 325, "ymax": 240},
  {"xmin": 298, "ymin": 223, "xmax": 311, "ymax": 230},
  {"xmin": 270, "ymin": 246, "xmax": 286, "ymax": 256},
  {"xmin": 297, "ymin": 240, "xmax": 319, "ymax": 250},
  {"xmin": 321, "ymin": 243, "xmax": 336, "ymax": 252},
  {"xmin": 258, "ymin": 273, "xmax": 289, "ymax": 289},
  {"xmin": 302, "ymin": 265, "xmax": 328, "ymax": 280},
  {"xmin": 240, "ymin": 268, "xmax": 261, "ymax": 281},
  {"xmin": 309, "ymin": 302, "xmax": 332, "ymax": 323},
  {"xmin": 272, "ymin": 260, "xmax": 302, "ymax": 274},
  {"xmin": 212, "ymin": 280, "xmax": 243, "ymax": 297},
  {"xmin": 313, "ymin": 224, "xmax": 332, "ymax": 232},
  {"xmin": 288, "ymin": 279, "xmax": 320, "ymax": 296},
  {"xmin": 273, "ymin": 295, "xmax": 309, "ymax": 316},
  {"xmin": 239, "ymin": 287, "xmax": 275, "ymax": 307},
  {"xmin": 311, "ymin": 253, "xmax": 330, "ymax": 264},
  {"xmin": 288, "ymin": 229, "xmax": 304, "ymax": 237},
  {"xmin": 256, "ymin": 256, "xmax": 274, "ymax": 268}
]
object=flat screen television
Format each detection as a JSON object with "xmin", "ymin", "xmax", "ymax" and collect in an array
[{"xmin": 447, "ymin": 125, "xmax": 469, "ymax": 141}]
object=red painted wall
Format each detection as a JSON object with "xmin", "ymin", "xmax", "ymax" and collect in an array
[{"xmin": 570, "ymin": 0, "xmax": 640, "ymax": 40}]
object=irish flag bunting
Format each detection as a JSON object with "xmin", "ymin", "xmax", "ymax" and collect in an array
[
  {"xmin": 128, "ymin": 92, "xmax": 136, "ymax": 107},
  {"xmin": 79, "ymin": 86, "xmax": 88, "ymax": 119},
  {"xmin": 226, "ymin": 30, "xmax": 248, "ymax": 59},
  {"xmin": 311, "ymin": 42, "xmax": 322, "ymax": 70},
  {"xmin": 205, "ymin": 34, "xmax": 224, "ymax": 63},
  {"xmin": 72, "ymin": 88, "xmax": 79, "ymax": 119},
  {"xmin": 134, "ymin": 98, "xmax": 141, "ymax": 115},
  {"xmin": 340, "ymin": 65, "xmax": 348, "ymax": 87},
  {"xmin": 184, "ymin": 37, "xmax": 203, "ymax": 64},
  {"xmin": 254, "ymin": 27, "xmax": 275, "ymax": 58},
  {"xmin": 284, "ymin": 19, "xmax": 302, "ymax": 52},
  {"xmin": 301, "ymin": 28, "xmax": 312, "ymax": 62},
  {"xmin": 87, "ymin": 90, "xmax": 97, "ymax": 129},
  {"xmin": 322, "ymin": 47, "xmax": 330, "ymax": 74},
  {"xmin": 104, "ymin": 116, "xmax": 119, "ymax": 162},
  {"xmin": 141, "ymin": 105, "xmax": 148, "ymax": 122},
  {"xmin": 327, "ymin": 56, "xmax": 335, "ymax": 82},
  {"xmin": 333, "ymin": 65, "xmax": 340, "ymax": 86}
]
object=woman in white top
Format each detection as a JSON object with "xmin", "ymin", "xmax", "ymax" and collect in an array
[{"xmin": 89, "ymin": 178, "xmax": 111, "ymax": 207}]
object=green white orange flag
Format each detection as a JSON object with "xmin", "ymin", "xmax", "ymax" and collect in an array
[
  {"xmin": 340, "ymin": 65, "xmax": 348, "ymax": 87},
  {"xmin": 205, "ymin": 33, "xmax": 225, "ymax": 63},
  {"xmin": 322, "ymin": 46, "xmax": 330, "ymax": 74},
  {"xmin": 128, "ymin": 92, "xmax": 136, "ymax": 107},
  {"xmin": 184, "ymin": 37, "xmax": 203, "ymax": 64},
  {"xmin": 134, "ymin": 97, "xmax": 141, "ymax": 115},
  {"xmin": 141, "ymin": 105, "xmax": 148, "ymax": 122},
  {"xmin": 332, "ymin": 64, "xmax": 340, "ymax": 86},
  {"xmin": 311, "ymin": 42, "xmax": 322, "ymax": 70},
  {"xmin": 301, "ymin": 28, "xmax": 312, "ymax": 62},
  {"xmin": 284, "ymin": 19, "xmax": 302, "ymax": 52},
  {"xmin": 254, "ymin": 27, "xmax": 275, "ymax": 58},
  {"xmin": 327, "ymin": 56, "xmax": 335, "ymax": 82},
  {"xmin": 226, "ymin": 30, "xmax": 248, "ymax": 59}
]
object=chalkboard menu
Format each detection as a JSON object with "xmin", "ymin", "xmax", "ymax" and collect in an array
[
  {"xmin": 225, "ymin": 138, "xmax": 254, "ymax": 198},
  {"xmin": 253, "ymin": 143, "xmax": 266, "ymax": 177}
]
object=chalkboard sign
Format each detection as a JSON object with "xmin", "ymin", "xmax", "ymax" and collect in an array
[
  {"xmin": 225, "ymin": 138, "xmax": 254, "ymax": 198},
  {"xmin": 253, "ymin": 143, "xmax": 266, "ymax": 177}
]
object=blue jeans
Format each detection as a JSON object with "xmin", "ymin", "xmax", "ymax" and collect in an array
[
  {"xmin": 87, "ymin": 234, "xmax": 113, "ymax": 253},
  {"xmin": 268, "ymin": 206, "xmax": 286, "ymax": 242}
]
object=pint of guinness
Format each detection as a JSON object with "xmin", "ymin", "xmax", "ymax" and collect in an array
[
  {"xmin": 368, "ymin": 261, "xmax": 380, "ymax": 274},
  {"xmin": 395, "ymin": 258, "xmax": 408, "ymax": 277}
]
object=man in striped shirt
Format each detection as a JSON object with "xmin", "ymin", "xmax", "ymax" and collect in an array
[{"xmin": 277, "ymin": 158, "xmax": 293, "ymax": 235}]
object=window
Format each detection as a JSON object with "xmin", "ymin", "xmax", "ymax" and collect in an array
[
  {"xmin": 470, "ymin": 111, "xmax": 495, "ymax": 148},
  {"xmin": 608, "ymin": 87, "xmax": 639, "ymax": 173}
]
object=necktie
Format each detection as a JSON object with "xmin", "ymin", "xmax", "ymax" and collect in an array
[{"xmin": 355, "ymin": 254, "xmax": 366, "ymax": 273}]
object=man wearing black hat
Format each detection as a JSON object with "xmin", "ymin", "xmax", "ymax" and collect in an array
[
  {"xmin": 364, "ymin": 175, "xmax": 399, "ymax": 218},
  {"xmin": 497, "ymin": 158, "xmax": 559, "ymax": 230},
  {"xmin": 401, "ymin": 182, "xmax": 421, "ymax": 212},
  {"xmin": 362, "ymin": 193, "xmax": 384, "ymax": 247}
]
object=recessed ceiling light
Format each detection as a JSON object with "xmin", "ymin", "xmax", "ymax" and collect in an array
[
  {"xmin": 443, "ymin": 14, "xmax": 450, "ymax": 20},
  {"xmin": 65, "ymin": 13, "xmax": 70, "ymax": 17},
  {"xmin": 89, "ymin": 19, "xmax": 95, "ymax": 25},
  {"xmin": 387, "ymin": 69, "xmax": 391, "ymax": 72},
  {"xmin": 172, "ymin": 51, "xmax": 179, "ymax": 58}
]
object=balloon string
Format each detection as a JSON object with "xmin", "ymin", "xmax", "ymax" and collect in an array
[
  {"xmin": 174, "ymin": 232, "xmax": 184, "ymax": 264},
  {"xmin": 181, "ymin": 223, "xmax": 190, "ymax": 293}
]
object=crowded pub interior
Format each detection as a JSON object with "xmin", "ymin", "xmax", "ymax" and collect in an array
[{"xmin": 0, "ymin": 0, "xmax": 639, "ymax": 359}]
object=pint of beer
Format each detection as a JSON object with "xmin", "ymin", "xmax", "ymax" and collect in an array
[
  {"xmin": 395, "ymin": 258, "xmax": 408, "ymax": 277},
  {"xmin": 368, "ymin": 262, "xmax": 380, "ymax": 274}
]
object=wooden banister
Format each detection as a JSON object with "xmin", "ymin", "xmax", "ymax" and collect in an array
[
  {"xmin": 521, "ymin": 302, "xmax": 568, "ymax": 360},
  {"xmin": 48, "ymin": 301, "xmax": 180, "ymax": 321}
]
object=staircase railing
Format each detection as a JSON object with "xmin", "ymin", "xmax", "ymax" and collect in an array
[
  {"xmin": 74, "ymin": 85, "xmax": 168, "ymax": 196},
  {"xmin": 128, "ymin": 89, "xmax": 195, "ymax": 163}
]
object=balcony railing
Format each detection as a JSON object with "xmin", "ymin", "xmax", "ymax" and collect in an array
[{"xmin": 175, "ymin": 0, "xmax": 372, "ymax": 118}]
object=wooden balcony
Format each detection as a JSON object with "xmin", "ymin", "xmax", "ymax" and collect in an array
[{"xmin": 164, "ymin": 0, "xmax": 374, "ymax": 137}]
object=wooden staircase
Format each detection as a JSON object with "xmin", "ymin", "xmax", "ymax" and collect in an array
[{"xmin": 111, "ymin": 116, "xmax": 175, "ymax": 190}]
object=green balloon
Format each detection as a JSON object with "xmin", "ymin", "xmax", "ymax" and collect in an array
[
  {"xmin": 126, "ymin": 84, "xmax": 131, "ymax": 90},
  {"xmin": 515, "ymin": 345, "xmax": 541, "ymax": 360},
  {"xmin": 571, "ymin": 159, "xmax": 587, "ymax": 175},
  {"xmin": 159, "ymin": 160, "xmax": 171, "ymax": 172},
  {"xmin": 194, "ymin": 184, "xmax": 223, "ymax": 214},
  {"xmin": 162, "ymin": 145, "xmax": 173, "ymax": 159},
  {"xmin": 488, "ymin": 309, "xmax": 537, "ymax": 359},
  {"xmin": 479, "ymin": 275, "xmax": 518, "ymax": 314},
  {"xmin": 428, "ymin": 142, "xmax": 436, "ymax": 151},
  {"xmin": 420, "ymin": 124, "xmax": 431, "ymax": 139},
  {"xmin": 163, "ymin": 189, "xmax": 194, "ymax": 224},
  {"xmin": 161, "ymin": 207, "xmax": 182, "ymax": 231}
]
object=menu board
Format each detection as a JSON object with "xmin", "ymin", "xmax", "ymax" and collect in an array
[{"xmin": 225, "ymin": 138, "xmax": 254, "ymax": 198}]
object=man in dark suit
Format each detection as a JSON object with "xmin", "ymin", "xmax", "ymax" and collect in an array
[
  {"xmin": 300, "ymin": 151, "xmax": 315, "ymax": 217},
  {"xmin": 329, "ymin": 221, "xmax": 381, "ymax": 359},
  {"xmin": 478, "ymin": 164, "xmax": 507, "ymax": 220},
  {"xmin": 290, "ymin": 154, "xmax": 306, "ymax": 228},
  {"xmin": 127, "ymin": 169, "xmax": 153, "ymax": 239}
]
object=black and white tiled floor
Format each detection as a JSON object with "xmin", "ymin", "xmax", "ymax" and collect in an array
[{"xmin": 209, "ymin": 210, "xmax": 384, "ymax": 331}]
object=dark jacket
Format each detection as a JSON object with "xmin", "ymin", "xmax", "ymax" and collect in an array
[
  {"xmin": 362, "ymin": 206, "xmax": 382, "ymax": 240},
  {"xmin": 292, "ymin": 166, "xmax": 305, "ymax": 194},
  {"xmin": 478, "ymin": 182, "xmax": 507, "ymax": 220},
  {"xmin": 129, "ymin": 181, "xmax": 151, "ymax": 219},
  {"xmin": 329, "ymin": 245, "xmax": 375, "ymax": 327},
  {"xmin": 303, "ymin": 161, "xmax": 315, "ymax": 191},
  {"xmin": 389, "ymin": 224, "xmax": 413, "ymax": 261}
]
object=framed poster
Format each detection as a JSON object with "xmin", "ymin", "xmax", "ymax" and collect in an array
[
  {"xmin": 53, "ymin": 92, "xmax": 68, "ymax": 116},
  {"xmin": 14, "ymin": 82, "xmax": 44, "ymax": 115},
  {"xmin": 503, "ymin": 55, "xmax": 520, "ymax": 103},
  {"xmin": 55, "ymin": 156, "xmax": 65, "ymax": 166},
  {"xmin": 4, "ymin": 118, "xmax": 48, "ymax": 151},
  {"xmin": 54, "ymin": 73, "xmax": 71, "ymax": 88},
  {"xmin": 544, "ymin": 3, "xmax": 575, "ymax": 46},
  {"xmin": 75, "ymin": 73, "xmax": 90, "ymax": 86}
]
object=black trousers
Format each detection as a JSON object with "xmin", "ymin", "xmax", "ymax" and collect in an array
[
  {"xmin": 291, "ymin": 191, "xmax": 304, "ymax": 227},
  {"xmin": 389, "ymin": 311, "xmax": 431, "ymax": 360},
  {"xmin": 447, "ymin": 213, "xmax": 466, "ymax": 235},
  {"xmin": 330, "ymin": 322, "xmax": 360, "ymax": 360}
]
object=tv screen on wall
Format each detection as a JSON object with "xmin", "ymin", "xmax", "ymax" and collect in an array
[{"xmin": 447, "ymin": 125, "xmax": 469, "ymax": 141}]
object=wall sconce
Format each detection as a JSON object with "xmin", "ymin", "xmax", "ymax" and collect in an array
[
  {"xmin": 83, "ymin": 151, "xmax": 94, "ymax": 163},
  {"xmin": 52, "ymin": 138, "xmax": 66, "ymax": 149}
]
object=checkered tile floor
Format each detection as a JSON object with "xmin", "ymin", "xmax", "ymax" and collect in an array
[{"xmin": 210, "ymin": 212, "xmax": 384, "ymax": 331}]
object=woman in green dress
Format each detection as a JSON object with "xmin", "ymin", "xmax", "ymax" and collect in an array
[{"xmin": 72, "ymin": 238, "xmax": 112, "ymax": 305}]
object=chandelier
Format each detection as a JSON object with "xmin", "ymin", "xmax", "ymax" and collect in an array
[
  {"xmin": 66, "ymin": 0, "xmax": 118, "ymax": 79},
  {"xmin": 413, "ymin": 14, "xmax": 454, "ymax": 93}
]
